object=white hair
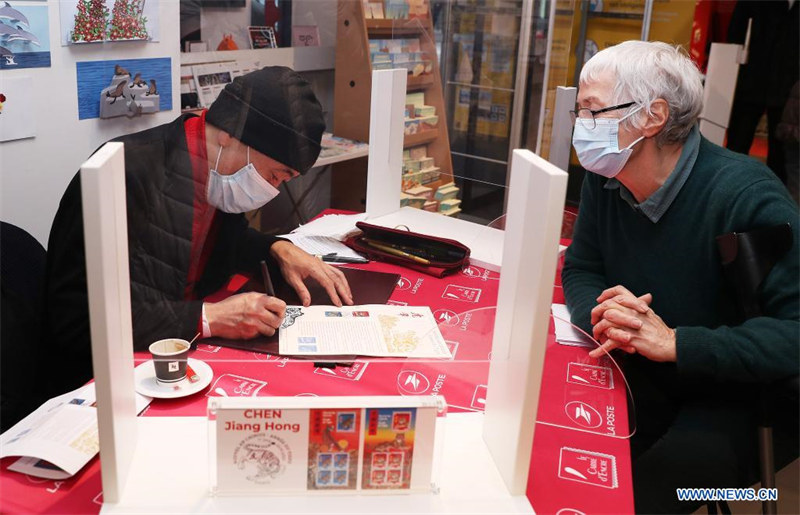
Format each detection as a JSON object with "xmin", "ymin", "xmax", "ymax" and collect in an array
[{"xmin": 580, "ymin": 40, "xmax": 704, "ymax": 146}]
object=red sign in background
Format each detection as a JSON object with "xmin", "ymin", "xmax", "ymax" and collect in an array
[{"xmin": 0, "ymin": 257, "xmax": 633, "ymax": 514}]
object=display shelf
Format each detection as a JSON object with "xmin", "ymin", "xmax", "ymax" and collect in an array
[
  {"xmin": 407, "ymin": 74, "xmax": 435, "ymax": 90},
  {"xmin": 586, "ymin": 11, "xmax": 644, "ymax": 20},
  {"xmin": 366, "ymin": 19, "xmax": 427, "ymax": 36},
  {"xmin": 332, "ymin": 0, "xmax": 455, "ymax": 213},
  {"xmin": 404, "ymin": 128, "xmax": 439, "ymax": 147},
  {"xmin": 315, "ymin": 132, "xmax": 369, "ymax": 167},
  {"xmin": 179, "ymin": 46, "xmax": 335, "ymax": 72}
]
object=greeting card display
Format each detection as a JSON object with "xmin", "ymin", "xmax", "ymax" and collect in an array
[{"xmin": 209, "ymin": 396, "xmax": 443, "ymax": 495}]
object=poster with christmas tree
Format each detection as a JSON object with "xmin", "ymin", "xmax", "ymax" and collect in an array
[{"xmin": 59, "ymin": 0, "xmax": 159, "ymax": 45}]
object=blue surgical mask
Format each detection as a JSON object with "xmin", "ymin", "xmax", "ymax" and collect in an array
[
  {"xmin": 572, "ymin": 106, "xmax": 644, "ymax": 178},
  {"xmin": 206, "ymin": 146, "xmax": 280, "ymax": 213}
]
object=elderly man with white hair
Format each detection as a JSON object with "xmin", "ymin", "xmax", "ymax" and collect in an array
[{"xmin": 563, "ymin": 41, "xmax": 799, "ymax": 513}]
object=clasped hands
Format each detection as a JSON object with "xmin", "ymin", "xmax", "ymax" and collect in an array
[
  {"xmin": 588, "ymin": 285, "xmax": 677, "ymax": 362},
  {"xmin": 205, "ymin": 241, "xmax": 353, "ymax": 339}
]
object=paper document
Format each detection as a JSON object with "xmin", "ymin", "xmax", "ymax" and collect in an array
[
  {"xmin": 279, "ymin": 305, "xmax": 451, "ymax": 358},
  {"xmin": 291, "ymin": 213, "xmax": 367, "ymax": 241},
  {"xmin": 1, "ymin": 383, "xmax": 151, "ymax": 479},
  {"xmin": 280, "ymin": 234, "xmax": 365, "ymax": 261},
  {"xmin": 551, "ymin": 303, "xmax": 596, "ymax": 347}
]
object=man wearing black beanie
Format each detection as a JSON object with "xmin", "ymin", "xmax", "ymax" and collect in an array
[{"xmin": 44, "ymin": 66, "xmax": 353, "ymax": 394}]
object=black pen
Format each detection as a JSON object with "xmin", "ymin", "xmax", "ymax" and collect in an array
[
  {"xmin": 318, "ymin": 253, "xmax": 369, "ymax": 264},
  {"xmin": 260, "ymin": 260, "xmax": 275, "ymax": 297}
]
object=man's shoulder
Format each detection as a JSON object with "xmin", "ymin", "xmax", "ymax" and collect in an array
[
  {"xmin": 112, "ymin": 115, "xmax": 188, "ymax": 147},
  {"xmin": 113, "ymin": 115, "xmax": 191, "ymax": 184},
  {"xmin": 693, "ymin": 137, "xmax": 798, "ymax": 225},
  {"xmin": 694, "ymin": 137, "xmax": 776, "ymax": 183},
  {"xmin": 689, "ymin": 137, "xmax": 787, "ymax": 199}
]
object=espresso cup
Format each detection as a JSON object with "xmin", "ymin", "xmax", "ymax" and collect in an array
[{"xmin": 149, "ymin": 338, "xmax": 190, "ymax": 384}]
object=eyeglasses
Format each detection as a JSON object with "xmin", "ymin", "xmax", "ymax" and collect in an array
[{"xmin": 569, "ymin": 101, "xmax": 636, "ymax": 130}]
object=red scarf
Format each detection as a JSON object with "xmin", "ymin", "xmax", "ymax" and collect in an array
[{"xmin": 183, "ymin": 111, "xmax": 220, "ymax": 300}]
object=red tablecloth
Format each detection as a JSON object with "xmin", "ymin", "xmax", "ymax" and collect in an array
[{"xmin": 0, "ymin": 255, "xmax": 634, "ymax": 514}]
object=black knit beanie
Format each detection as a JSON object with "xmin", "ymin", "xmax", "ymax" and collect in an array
[{"xmin": 206, "ymin": 66, "xmax": 325, "ymax": 174}]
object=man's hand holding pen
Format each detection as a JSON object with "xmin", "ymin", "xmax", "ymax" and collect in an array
[
  {"xmin": 202, "ymin": 243, "xmax": 354, "ymax": 340},
  {"xmin": 204, "ymin": 292, "xmax": 286, "ymax": 339}
]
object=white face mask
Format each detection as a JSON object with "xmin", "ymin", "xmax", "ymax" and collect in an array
[
  {"xmin": 206, "ymin": 146, "xmax": 280, "ymax": 213},
  {"xmin": 572, "ymin": 105, "xmax": 645, "ymax": 178}
]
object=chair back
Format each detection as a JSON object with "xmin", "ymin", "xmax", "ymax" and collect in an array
[
  {"xmin": 1, "ymin": 222, "xmax": 47, "ymax": 307},
  {"xmin": 0, "ymin": 222, "xmax": 48, "ymax": 431},
  {"xmin": 716, "ymin": 223, "xmax": 793, "ymax": 321}
]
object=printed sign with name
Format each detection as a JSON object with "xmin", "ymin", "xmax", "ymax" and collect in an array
[
  {"xmin": 210, "ymin": 397, "xmax": 440, "ymax": 494},
  {"xmin": 216, "ymin": 407, "xmax": 308, "ymax": 491}
]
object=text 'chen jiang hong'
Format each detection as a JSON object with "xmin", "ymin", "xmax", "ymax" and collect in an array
[{"xmin": 223, "ymin": 409, "xmax": 301, "ymax": 433}]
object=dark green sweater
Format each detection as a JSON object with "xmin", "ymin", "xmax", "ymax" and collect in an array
[{"xmin": 563, "ymin": 137, "xmax": 799, "ymax": 386}]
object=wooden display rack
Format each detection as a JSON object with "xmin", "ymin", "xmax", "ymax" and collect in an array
[{"xmin": 332, "ymin": 0, "xmax": 454, "ymax": 212}]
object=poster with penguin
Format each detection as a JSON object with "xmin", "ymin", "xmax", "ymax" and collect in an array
[{"xmin": 76, "ymin": 57, "xmax": 171, "ymax": 120}]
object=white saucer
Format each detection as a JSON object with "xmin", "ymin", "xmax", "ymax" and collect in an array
[{"xmin": 134, "ymin": 358, "xmax": 213, "ymax": 399}]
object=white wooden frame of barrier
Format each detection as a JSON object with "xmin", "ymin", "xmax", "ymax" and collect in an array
[
  {"xmin": 698, "ymin": 42, "xmax": 742, "ymax": 146},
  {"xmin": 484, "ymin": 149, "xmax": 568, "ymax": 493},
  {"xmin": 80, "ymin": 142, "xmax": 138, "ymax": 503},
  {"xmin": 365, "ymin": 68, "xmax": 406, "ymax": 218},
  {"xmin": 549, "ymin": 86, "xmax": 577, "ymax": 173}
]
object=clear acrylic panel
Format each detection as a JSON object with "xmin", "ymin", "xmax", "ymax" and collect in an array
[{"xmin": 413, "ymin": 304, "xmax": 636, "ymax": 439}]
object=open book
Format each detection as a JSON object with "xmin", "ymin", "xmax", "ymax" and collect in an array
[{"xmin": 0, "ymin": 382, "xmax": 151, "ymax": 479}]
